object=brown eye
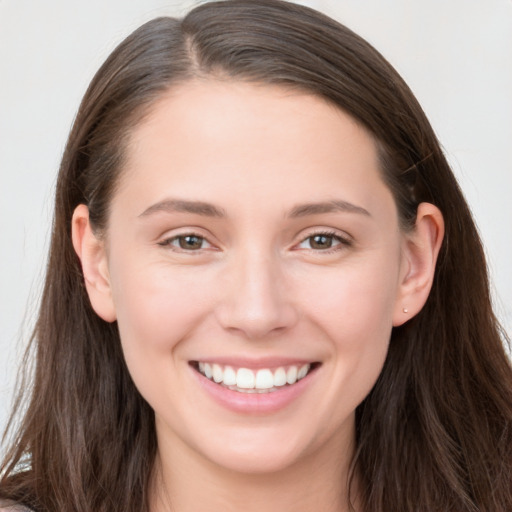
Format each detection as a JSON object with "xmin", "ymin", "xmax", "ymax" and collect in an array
[
  {"xmin": 159, "ymin": 234, "xmax": 211, "ymax": 251},
  {"xmin": 296, "ymin": 232, "xmax": 350, "ymax": 252},
  {"xmin": 309, "ymin": 234, "xmax": 335, "ymax": 250},
  {"xmin": 177, "ymin": 235, "xmax": 205, "ymax": 250}
]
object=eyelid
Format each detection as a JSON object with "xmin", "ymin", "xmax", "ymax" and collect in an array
[
  {"xmin": 292, "ymin": 228, "xmax": 353, "ymax": 252},
  {"xmin": 157, "ymin": 229, "xmax": 218, "ymax": 252},
  {"xmin": 155, "ymin": 227, "xmax": 352, "ymax": 254}
]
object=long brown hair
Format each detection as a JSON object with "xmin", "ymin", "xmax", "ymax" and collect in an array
[{"xmin": 1, "ymin": 1, "xmax": 511, "ymax": 511}]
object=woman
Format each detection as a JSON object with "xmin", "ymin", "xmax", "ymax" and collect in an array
[{"xmin": 1, "ymin": 1, "xmax": 511, "ymax": 511}]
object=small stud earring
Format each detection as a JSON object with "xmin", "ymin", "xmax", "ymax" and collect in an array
[{"xmin": 403, "ymin": 308, "xmax": 409, "ymax": 313}]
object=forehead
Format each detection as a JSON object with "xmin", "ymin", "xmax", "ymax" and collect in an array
[
  {"xmin": 114, "ymin": 80, "xmax": 394, "ymax": 222},
  {"xmin": 125, "ymin": 79, "xmax": 373, "ymax": 163}
]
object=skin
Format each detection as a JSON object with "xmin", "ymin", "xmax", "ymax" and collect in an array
[{"xmin": 72, "ymin": 81, "xmax": 444, "ymax": 511}]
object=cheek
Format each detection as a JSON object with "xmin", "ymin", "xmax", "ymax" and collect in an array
[
  {"xmin": 107, "ymin": 257, "xmax": 222, "ymax": 413},
  {"xmin": 108, "ymin": 255, "xmax": 215, "ymax": 357},
  {"xmin": 296, "ymin": 252, "xmax": 400, "ymax": 396},
  {"xmin": 308, "ymin": 261, "xmax": 399, "ymax": 400},
  {"xmin": 298, "ymin": 255, "xmax": 401, "ymax": 342}
]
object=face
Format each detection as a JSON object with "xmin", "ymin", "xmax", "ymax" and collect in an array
[{"xmin": 89, "ymin": 81, "xmax": 412, "ymax": 474}]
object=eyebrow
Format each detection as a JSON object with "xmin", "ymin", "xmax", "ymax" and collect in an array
[
  {"xmin": 288, "ymin": 200, "xmax": 371, "ymax": 218},
  {"xmin": 138, "ymin": 199, "xmax": 226, "ymax": 218},
  {"xmin": 138, "ymin": 198, "xmax": 370, "ymax": 219}
]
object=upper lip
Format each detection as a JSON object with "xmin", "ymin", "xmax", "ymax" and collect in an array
[{"xmin": 189, "ymin": 357, "xmax": 319, "ymax": 370}]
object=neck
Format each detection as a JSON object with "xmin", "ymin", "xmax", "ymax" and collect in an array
[{"xmin": 150, "ymin": 422, "xmax": 359, "ymax": 512}]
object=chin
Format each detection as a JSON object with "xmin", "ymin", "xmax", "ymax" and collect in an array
[
  {"xmin": 202, "ymin": 440, "xmax": 307, "ymax": 475},
  {"xmin": 188, "ymin": 418, "xmax": 340, "ymax": 476}
]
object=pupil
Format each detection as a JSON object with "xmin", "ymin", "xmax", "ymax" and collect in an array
[
  {"xmin": 311, "ymin": 235, "xmax": 332, "ymax": 249},
  {"xmin": 179, "ymin": 235, "xmax": 202, "ymax": 250}
]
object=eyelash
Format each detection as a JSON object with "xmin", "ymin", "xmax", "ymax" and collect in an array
[
  {"xmin": 157, "ymin": 230, "xmax": 352, "ymax": 254},
  {"xmin": 295, "ymin": 230, "xmax": 352, "ymax": 253},
  {"xmin": 157, "ymin": 232, "xmax": 213, "ymax": 253}
]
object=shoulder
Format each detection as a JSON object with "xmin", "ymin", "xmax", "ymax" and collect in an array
[{"xmin": 0, "ymin": 500, "xmax": 33, "ymax": 512}]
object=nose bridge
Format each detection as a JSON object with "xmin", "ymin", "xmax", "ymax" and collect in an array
[{"xmin": 216, "ymin": 243, "xmax": 297, "ymax": 339}]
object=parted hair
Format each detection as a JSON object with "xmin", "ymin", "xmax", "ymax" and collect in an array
[{"xmin": 1, "ymin": 1, "xmax": 511, "ymax": 511}]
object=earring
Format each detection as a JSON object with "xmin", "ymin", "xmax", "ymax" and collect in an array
[{"xmin": 403, "ymin": 308, "xmax": 409, "ymax": 313}]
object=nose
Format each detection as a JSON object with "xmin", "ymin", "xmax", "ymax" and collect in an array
[{"xmin": 215, "ymin": 249, "xmax": 298, "ymax": 340}]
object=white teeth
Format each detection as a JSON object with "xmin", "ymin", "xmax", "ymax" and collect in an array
[
  {"xmin": 236, "ymin": 368, "xmax": 255, "ymax": 389},
  {"xmin": 223, "ymin": 366, "xmax": 237, "ymax": 386},
  {"xmin": 286, "ymin": 366, "xmax": 298, "ymax": 385},
  {"xmin": 255, "ymin": 369, "xmax": 274, "ymax": 389},
  {"xmin": 212, "ymin": 364, "xmax": 223, "ymax": 383},
  {"xmin": 196, "ymin": 362, "xmax": 312, "ymax": 392},
  {"xmin": 274, "ymin": 367, "xmax": 287, "ymax": 387},
  {"xmin": 297, "ymin": 364, "xmax": 309, "ymax": 380}
]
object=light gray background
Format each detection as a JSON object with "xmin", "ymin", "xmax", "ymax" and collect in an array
[{"xmin": 1, "ymin": 0, "xmax": 511, "ymax": 438}]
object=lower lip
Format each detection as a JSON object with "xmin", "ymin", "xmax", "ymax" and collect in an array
[{"xmin": 192, "ymin": 366, "xmax": 319, "ymax": 414}]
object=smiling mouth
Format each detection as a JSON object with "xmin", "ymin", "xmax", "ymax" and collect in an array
[{"xmin": 191, "ymin": 361, "xmax": 320, "ymax": 393}]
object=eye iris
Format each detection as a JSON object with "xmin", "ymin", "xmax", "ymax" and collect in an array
[
  {"xmin": 310, "ymin": 234, "xmax": 333, "ymax": 249},
  {"xmin": 179, "ymin": 235, "xmax": 203, "ymax": 250}
]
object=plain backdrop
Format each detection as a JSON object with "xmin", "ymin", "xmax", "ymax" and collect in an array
[{"xmin": 1, "ymin": 0, "xmax": 511, "ymax": 439}]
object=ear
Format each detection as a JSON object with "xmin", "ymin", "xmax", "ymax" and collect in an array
[
  {"xmin": 71, "ymin": 204, "xmax": 117, "ymax": 322},
  {"xmin": 393, "ymin": 202, "xmax": 444, "ymax": 326}
]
